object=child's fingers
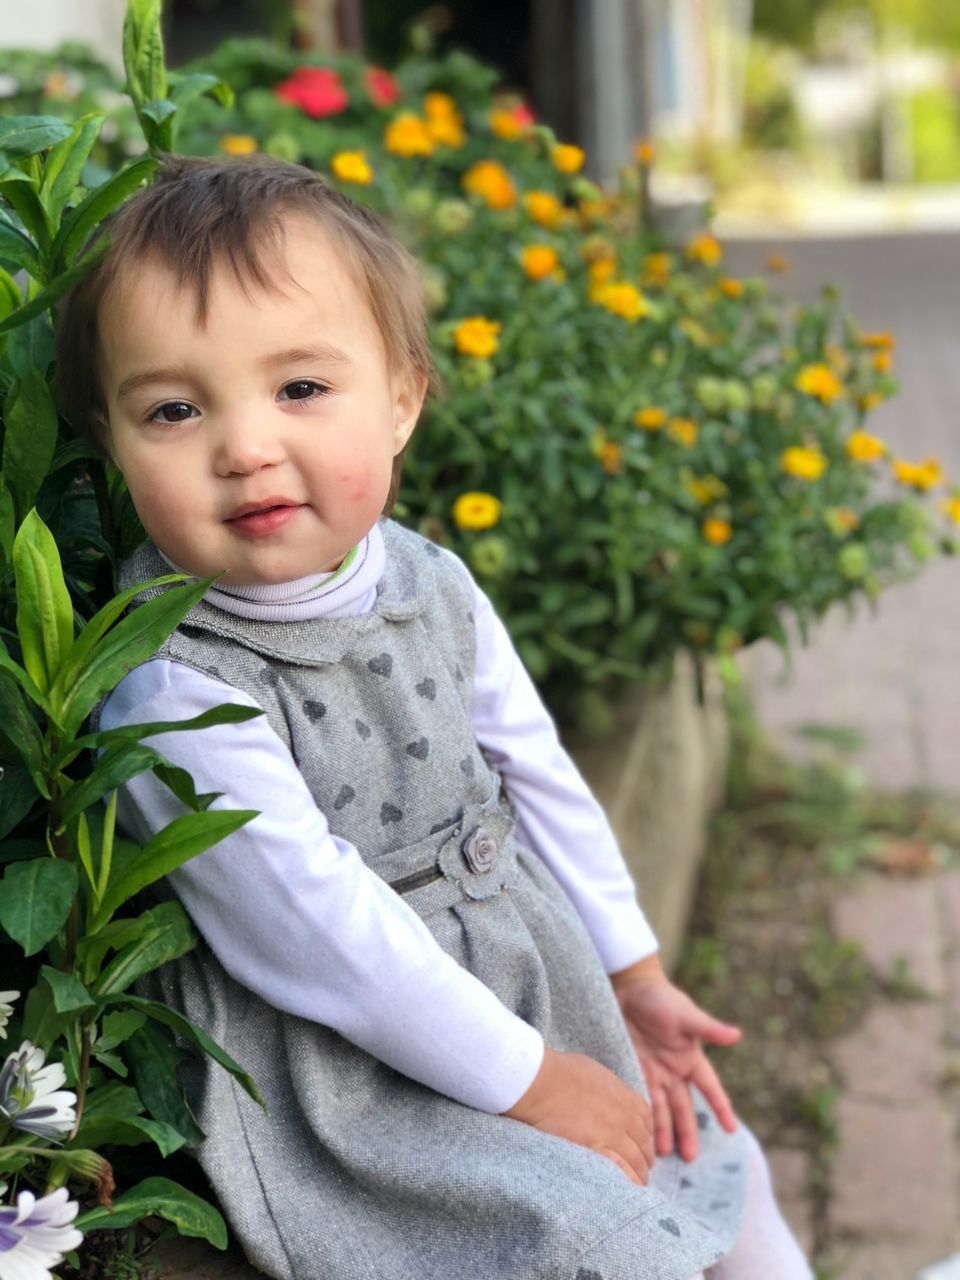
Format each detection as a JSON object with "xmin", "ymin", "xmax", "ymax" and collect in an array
[
  {"xmin": 688, "ymin": 1007, "xmax": 742, "ymax": 1047},
  {"xmin": 691, "ymin": 1054, "xmax": 739, "ymax": 1135},
  {"xmin": 666, "ymin": 1076, "xmax": 700, "ymax": 1163},
  {"xmin": 644, "ymin": 1071, "xmax": 675, "ymax": 1157},
  {"xmin": 594, "ymin": 1140, "xmax": 650, "ymax": 1186}
]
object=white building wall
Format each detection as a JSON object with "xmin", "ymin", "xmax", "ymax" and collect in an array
[{"xmin": 2, "ymin": 0, "xmax": 127, "ymax": 71}]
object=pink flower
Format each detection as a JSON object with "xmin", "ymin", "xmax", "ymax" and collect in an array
[
  {"xmin": 275, "ymin": 67, "xmax": 349, "ymax": 119},
  {"xmin": 365, "ymin": 65, "xmax": 400, "ymax": 108},
  {"xmin": 512, "ymin": 103, "xmax": 535, "ymax": 128}
]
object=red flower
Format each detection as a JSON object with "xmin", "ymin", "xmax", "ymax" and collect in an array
[
  {"xmin": 365, "ymin": 65, "xmax": 401, "ymax": 108},
  {"xmin": 512, "ymin": 103, "xmax": 536, "ymax": 127},
  {"xmin": 275, "ymin": 67, "xmax": 349, "ymax": 119}
]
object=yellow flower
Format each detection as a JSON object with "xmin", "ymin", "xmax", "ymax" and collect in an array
[
  {"xmin": 579, "ymin": 235, "xmax": 614, "ymax": 263},
  {"xmin": 686, "ymin": 474, "xmax": 728, "ymax": 504},
  {"xmin": 893, "ymin": 458, "xmax": 944, "ymax": 491},
  {"xmin": 635, "ymin": 139, "xmax": 656, "ymax": 166},
  {"xmin": 331, "ymin": 150, "xmax": 373, "ymax": 184},
  {"xmin": 765, "ymin": 253, "xmax": 790, "ymax": 273},
  {"xmin": 686, "ymin": 232, "xmax": 723, "ymax": 266},
  {"xmin": 463, "ymin": 160, "xmax": 517, "ymax": 209},
  {"xmin": 703, "ymin": 518, "xmax": 732, "ymax": 546},
  {"xmin": 859, "ymin": 391, "xmax": 885, "ymax": 412},
  {"xmin": 424, "ymin": 92, "xmax": 458, "ymax": 119},
  {"xmin": 490, "ymin": 108, "xmax": 524, "ymax": 140},
  {"xmin": 599, "ymin": 441, "xmax": 623, "ymax": 474},
  {"xmin": 825, "ymin": 343, "xmax": 850, "ymax": 374},
  {"xmin": 594, "ymin": 281, "xmax": 648, "ymax": 322},
  {"xmin": 453, "ymin": 492, "xmax": 502, "ymax": 531},
  {"xmin": 220, "ymin": 134, "xmax": 258, "ymax": 155},
  {"xmin": 588, "ymin": 257, "xmax": 616, "ymax": 287},
  {"xmin": 860, "ymin": 331, "xmax": 895, "ymax": 350},
  {"xmin": 643, "ymin": 253, "xmax": 671, "ymax": 287},
  {"xmin": 552, "ymin": 143, "xmax": 585, "ymax": 174},
  {"xmin": 427, "ymin": 111, "xmax": 465, "ymax": 148},
  {"xmin": 781, "ymin": 445, "xmax": 828, "ymax": 481},
  {"xmin": 521, "ymin": 245, "xmax": 560, "ymax": 281},
  {"xmin": 454, "ymin": 316, "xmax": 501, "ymax": 358},
  {"xmin": 794, "ymin": 363, "xmax": 843, "ymax": 404},
  {"xmin": 718, "ymin": 276, "xmax": 744, "ymax": 299},
  {"xmin": 634, "ymin": 407, "xmax": 666, "ymax": 431},
  {"xmin": 384, "ymin": 113, "xmax": 435, "ymax": 157},
  {"xmin": 943, "ymin": 496, "xmax": 960, "ymax": 524},
  {"xmin": 578, "ymin": 196, "xmax": 613, "ymax": 224},
  {"xmin": 872, "ymin": 350, "xmax": 893, "ymax": 374},
  {"xmin": 668, "ymin": 417, "xmax": 698, "ymax": 448},
  {"xmin": 524, "ymin": 190, "xmax": 562, "ymax": 228},
  {"xmin": 847, "ymin": 430, "xmax": 886, "ymax": 463}
]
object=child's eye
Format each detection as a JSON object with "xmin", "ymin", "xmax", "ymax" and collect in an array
[
  {"xmin": 279, "ymin": 380, "xmax": 329, "ymax": 402},
  {"xmin": 149, "ymin": 401, "xmax": 196, "ymax": 424}
]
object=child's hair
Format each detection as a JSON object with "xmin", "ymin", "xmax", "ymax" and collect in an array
[{"xmin": 55, "ymin": 154, "xmax": 437, "ymax": 512}]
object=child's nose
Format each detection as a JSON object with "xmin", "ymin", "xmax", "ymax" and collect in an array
[{"xmin": 213, "ymin": 416, "xmax": 285, "ymax": 478}]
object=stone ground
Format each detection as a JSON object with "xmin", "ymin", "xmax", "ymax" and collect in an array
[{"xmin": 723, "ymin": 231, "xmax": 960, "ymax": 1276}]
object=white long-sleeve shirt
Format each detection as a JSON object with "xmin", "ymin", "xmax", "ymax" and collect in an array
[{"xmin": 102, "ymin": 525, "xmax": 657, "ymax": 1113}]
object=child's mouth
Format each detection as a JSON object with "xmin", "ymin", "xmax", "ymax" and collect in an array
[{"xmin": 225, "ymin": 499, "xmax": 304, "ymax": 536}]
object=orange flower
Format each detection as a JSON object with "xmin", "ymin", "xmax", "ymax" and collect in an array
[
  {"xmin": 859, "ymin": 391, "xmax": 885, "ymax": 412},
  {"xmin": 634, "ymin": 407, "xmax": 666, "ymax": 430},
  {"xmin": 462, "ymin": 160, "xmax": 517, "ymax": 209},
  {"xmin": 552, "ymin": 143, "xmax": 585, "ymax": 173},
  {"xmin": 765, "ymin": 253, "xmax": 790, "ymax": 273},
  {"xmin": 668, "ymin": 417, "xmax": 699, "ymax": 448},
  {"xmin": 220, "ymin": 134, "xmax": 257, "ymax": 155},
  {"xmin": 794, "ymin": 363, "xmax": 843, "ymax": 404},
  {"xmin": 454, "ymin": 316, "xmax": 501, "ymax": 358},
  {"xmin": 593, "ymin": 281, "xmax": 648, "ymax": 322},
  {"xmin": 781, "ymin": 445, "xmax": 827, "ymax": 481},
  {"xmin": 634, "ymin": 139, "xmax": 656, "ymax": 166},
  {"xmin": 424, "ymin": 92, "xmax": 457, "ymax": 119},
  {"xmin": 427, "ymin": 108, "xmax": 465, "ymax": 148},
  {"xmin": 893, "ymin": 458, "xmax": 944, "ymax": 491},
  {"xmin": 599, "ymin": 441, "xmax": 623, "ymax": 474},
  {"xmin": 860, "ymin": 331, "xmax": 895, "ymax": 350},
  {"xmin": 524, "ymin": 190, "xmax": 562, "ymax": 228},
  {"xmin": 330, "ymin": 150, "xmax": 373, "ymax": 184},
  {"xmin": 384, "ymin": 113, "xmax": 435, "ymax": 157},
  {"xmin": 521, "ymin": 245, "xmax": 560, "ymax": 280},
  {"xmin": 872, "ymin": 350, "xmax": 893, "ymax": 373},
  {"xmin": 452, "ymin": 492, "xmax": 502, "ymax": 530},
  {"xmin": 718, "ymin": 276, "xmax": 744, "ymax": 299},
  {"xmin": 588, "ymin": 258, "xmax": 617, "ymax": 287},
  {"xmin": 686, "ymin": 233, "xmax": 723, "ymax": 266},
  {"xmin": 490, "ymin": 108, "xmax": 525, "ymax": 140},
  {"xmin": 644, "ymin": 253, "xmax": 671, "ymax": 286},
  {"xmin": 943, "ymin": 496, "xmax": 960, "ymax": 524},
  {"xmin": 703, "ymin": 518, "xmax": 733, "ymax": 546}
]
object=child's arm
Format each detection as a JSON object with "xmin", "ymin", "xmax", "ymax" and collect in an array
[{"xmin": 463, "ymin": 572, "xmax": 739, "ymax": 1156}]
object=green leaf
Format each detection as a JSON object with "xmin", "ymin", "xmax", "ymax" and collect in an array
[
  {"xmin": 0, "ymin": 641, "xmax": 53, "ymax": 716},
  {"xmin": 0, "ymin": 219, "xmax": 41, "ymax": 278},
  {"xmin": 0, "ymin": 179, "xmax": 52, "ymax": 254},
  {"xmin": 75, "ymin": 1176, "xmax": 226, "ymax": 1243},
  {"xmin": 51, "ymin": 156, "xmax": 155, "ymax": 270},
  {"xmin": 0, "ymin": 672, "xmax": 48, "ymax": 796},
  {"xmin": 169, "ymin": 72, "xmax": 234, "ymax": 111},
  {"xmin": 49, "ymin": 572, "xmax": 189, "ymax": 716},
  {"xmin": 152, "ymin": 762, "xmax": 219, "ymax": 811},
  {"xmin": 112, "ymin": 994, "xmax": 264, "ymax": 1108},
  {"xmin": 57, "ymin": 576, "xmax": 213, "ymax": 739},
  {"xmin": 21, "ymin": 979, "xmax": 73, "ymax": 1050},
  {"xmin": 0, "ymin": 235, "xmax": 109, "ymax": 336},
  {"xmin": 57, "ymin": 742, "xmax": 165, "ymax": 828},
  {"xmin": 13, "ymin": 509, "xmax": 75, "ymax": 692},
  {"xmin": 0, "ymin": 762, "xmax": 38, "ymax": 840},
  {"xmin": 40, "ymin": 113, "xmax": 105, "ymax": 225},
  {"xmin": 92, "ymin": 900, "xmax": 196, "ymax": 997},
  {"xmin": 39, "ymin": 965, "xmax": 94, "ymax": 1013},
  {"xmin": 123, "ymin": 0, "xmax": 168, "ymax": 110},
  {"xmin": 123, "ymin": 1022, "xmax": 205, "ymax": 1145},
  {"xmin": 0, "ymin": 266, "xmax": 21, "ymax": 322},
  {"xmin": 92, "ymin": 808, "xmax": 256, "ymax": 927},
  {"xmin": 0, "ymin": 481, "xmax": 13, "ymax": 565},
  {"xmin": 3, "ymin": 371, "xmax": 58, "ymax": 520},
  {"xmin": 95, "ymin": 1009, "xmax": 146, "ymax": 1051},
  {"xmin": 7, "ymin": 313, "xmax": 55, "ymax": 379},
  {"xmin": 71, "ymin": 702, "xmax": 263, "ymax": 757},
  {"xmin": 70, "ymin": 1111, "xmax": 185, "ymax": 1157},
  {"xmin": 0, "ymin": 117, "xmax": 73, "ymax": 159},
  {"xmin": 77, "ymin": 911, "xmax": 151, "ymax": 984},
  {"xmin": 0, "ymin": 858, "xmax": 77, "ymax": 955}
]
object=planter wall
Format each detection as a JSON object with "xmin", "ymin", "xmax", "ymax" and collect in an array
[{"xmin": 569, "ymin": 654, "xmax": 729, "ymax": 972}]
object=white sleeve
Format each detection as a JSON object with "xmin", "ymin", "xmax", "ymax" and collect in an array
[
  {"xmin": 462, "ymin": 573, "xmax": 659, "ymax": 973},
  {"xmin": 100, "ymin": 659, "xmax": 544, "ymax": 1114}
]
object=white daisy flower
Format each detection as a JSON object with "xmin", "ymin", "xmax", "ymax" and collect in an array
[
  {"xmin": 0, "ymin": 1183, "xmax": 83, "ymax": 1280},
  {"xmin": 0, "ymin": 1043, "xmax": 77, "ymax": 1141},
  {"xmin": 0, "ymin": 994, "xmax": 18, "ymax": 1041}
]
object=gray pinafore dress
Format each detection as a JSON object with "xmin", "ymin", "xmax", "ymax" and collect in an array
[{"xmin": 125, "ymin": 520, "xmax": 747, "ymax": 1280}]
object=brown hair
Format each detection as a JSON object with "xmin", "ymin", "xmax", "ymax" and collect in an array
[{"xmin": 55, "ymin": 154, "xmax": 437, "ymax": 511}]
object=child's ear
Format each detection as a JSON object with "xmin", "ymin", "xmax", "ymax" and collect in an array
[{"xmin": 392, "ymin": 372, "xmax": 428, "ymax": 454}]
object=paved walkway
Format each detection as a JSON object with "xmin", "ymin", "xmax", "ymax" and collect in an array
[{"xmin": 724, "ymin": 231, "xmax": 960, "ymax": 1275}]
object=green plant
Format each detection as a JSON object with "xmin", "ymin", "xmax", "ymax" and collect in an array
[{"xmin": 0, "ymin": 4, "xmax": 264, "ymax": 1273}]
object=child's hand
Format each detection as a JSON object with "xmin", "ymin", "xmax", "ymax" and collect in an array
[
  {"xmin": 611, "ymin": 955, "xmax": 741, "ymax": 1164},
  {"xmin": 503, "ymin": 1046, "xmax": 655, "ymax": 1185}
]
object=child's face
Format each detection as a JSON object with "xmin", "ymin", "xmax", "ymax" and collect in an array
[{"xmin": 98, "ymin": 216, "xmax": 423, "ymax": 584}]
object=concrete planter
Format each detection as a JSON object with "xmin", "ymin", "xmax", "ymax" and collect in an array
[{"xmin": 568, "ymin": 654, "xmax": 729, "ymax": 972}]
